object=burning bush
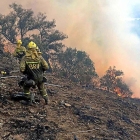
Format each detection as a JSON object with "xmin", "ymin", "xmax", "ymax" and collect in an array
[{"xmin": 100, "ymin": 66, "xmax": 133, "ymax": 97}]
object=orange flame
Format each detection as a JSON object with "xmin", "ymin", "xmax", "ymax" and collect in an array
[
  {"xmin": 4, "ymin": 45, "xmax": 15, "ymax": 54},
  {"xmin": 114, "ymin": 87, "xmax": 122, "ymax": 96},
  {"xmin": 4, "ymin": 46, "xmax": 8, "ymax": 52},
  {"xmin": 114, "ymin": 87, "xmax": 127, "ymax": 97}
]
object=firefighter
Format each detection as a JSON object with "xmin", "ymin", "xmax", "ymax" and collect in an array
[
  {"xmin": 36, "ymin": 46, "xmax": 52, "ymax": 71},
  {"xmin": 36, "ymin": 46, "xmax": 53, "ymax": 72},
  {"xmin": 20, "ymin": 41, "xmax": 49, "ymax": 105},
  {"xmin": 0, "ymin": 68, "xmax": 10, "ymax": 76},
  {"xmin": 13, "ymin": 40, "xmax": 26, "ymax": 61},
  {"xmin": 36, "ymin": 46, "xmax": 42, "ymax": 56},
  {"xmin": 1, "ymin": 71, "xmax": 7, "ymax": 76}
]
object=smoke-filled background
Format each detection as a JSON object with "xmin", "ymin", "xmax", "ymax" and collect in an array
[{"xmin": 1, "ymin": 0, "xmax": 140, "ymax": 97}]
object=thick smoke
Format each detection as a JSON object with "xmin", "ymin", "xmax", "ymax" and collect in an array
[{"xmin": 1, "ymin": 0, "xmax": 140, "ymax": 97}]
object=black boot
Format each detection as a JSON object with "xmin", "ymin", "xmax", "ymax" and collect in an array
[
  {"xmin": 21, "ymin": 93, "xmax": 32, "ymax": 105},
  {"xmin": 30, "ymin": 92, "xmax": 36, "ymax": 104},
  {"xmin": 44, "ymin": 96, "xmax": 49, "ymax": 105}
]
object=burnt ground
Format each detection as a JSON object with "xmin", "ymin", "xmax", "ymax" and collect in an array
[{"xmin": 0, "ymin": 56, "xmax": 140, "ymax": 140}]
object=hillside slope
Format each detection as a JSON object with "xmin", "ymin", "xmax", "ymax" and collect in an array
[{"xmin": 0, "ymin": 57, "xmax": 140, "ymax": 140}]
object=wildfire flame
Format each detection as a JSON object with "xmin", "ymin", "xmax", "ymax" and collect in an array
[
  {"xmin": 109, "ymin": 68, "xmax": 126, "ymax": 97},
  {"xmin": 114, "ymin": 87, "xmax": 122, "ymax": 97},
  {"xmin": 4, "ymin": 45, "xmax": 15, "ymax": 54},
  {"xmin": 98, "ymin": 67, "xmax": 130, "ymax": 97}
]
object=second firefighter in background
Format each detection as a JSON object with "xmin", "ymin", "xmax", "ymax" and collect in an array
[{"xmin": 13, "ymin": 40, "xmax": 26, "ymax": 61}]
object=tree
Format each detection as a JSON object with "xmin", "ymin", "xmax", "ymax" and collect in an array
[
  {"xmin": 0, "ymin": 12, "xmax": 17, "ymax": 44},
  {"xmin": 9, "ymin": 3, "xmax": 36, "ymax": 40},
  {"xmin": 0, "ymin": 35, "xmax": 4, "ymax": 54},
  {"xmin": 32, "ymin": 12, "xmax": 67, "ymax": 53},
  {"xmin": 116, "ymin": 78, "xmax": 133, "ymax": 97},
  {"xmin": 0, "ymin": 3, "xmax": 67, "ymax": 55},
  {"xmin": 100, "ymin": 66, "xmax": 133, "ymax": 97},
  {"xmin": 100, "ymin": 66, "xmax": 123, "ymax": 92},
  {"xmin": 54, "ymin": 47, "xmax": 98, "ymax": 84}
]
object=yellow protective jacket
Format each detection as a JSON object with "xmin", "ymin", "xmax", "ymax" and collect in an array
[
  {"xmin": 20, "ymin": 49, "xmax": 49, "ymax": 82},
  {"xmin": 13, "ymin": 46, "xmax": 26, "ymax": 58}
]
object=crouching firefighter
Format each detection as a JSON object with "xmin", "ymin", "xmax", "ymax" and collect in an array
[{"xmin": 20, "ymin": 41, "xmax": 49, "ymax": 105}]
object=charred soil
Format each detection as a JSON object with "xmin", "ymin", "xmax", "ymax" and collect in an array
[{"xmin": 0, "ymin": 57, "xmax": 140, "ymax": 140}]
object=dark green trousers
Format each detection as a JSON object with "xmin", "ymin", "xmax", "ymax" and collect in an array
[{"xmin": 23, "ymin": 82, "xmax": 48, "ymax": 99}]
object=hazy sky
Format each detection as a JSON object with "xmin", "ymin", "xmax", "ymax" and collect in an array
[{"xmin": 1, "ymin": 0, "xmax": 140, "ymax": 97}]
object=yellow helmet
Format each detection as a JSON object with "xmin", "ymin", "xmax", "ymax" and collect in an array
[
  {"xmin": 17, "ymin": 40, "xmax": 22, "ymax": 45},
  {"xmin": 27, "ymin": 41, "xmax": 37, "ymax": 49},
  {"xmin": 38, "ymin": 51, "xmax": 42, "ymax": 55},
  {"xmin": 36, "ymin": 46, "xmax": 39, "ymax": 50},
  {"xmin": 1, "ymin": 71, "xmax": 6, "ymax": 74}
]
